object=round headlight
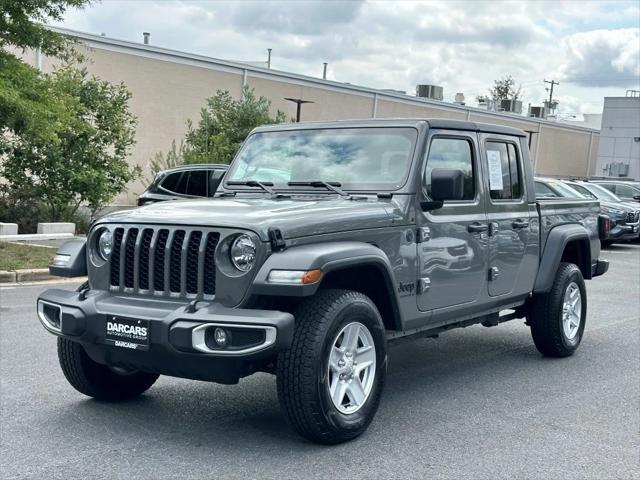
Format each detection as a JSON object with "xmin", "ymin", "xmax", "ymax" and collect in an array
[
  {"xmin": 97, "ymin": 229, "xmax": 113, "ymax": 260},
  {"xmin": 230, "ymin": 234, "xmax": 256, "ymax": 272}
]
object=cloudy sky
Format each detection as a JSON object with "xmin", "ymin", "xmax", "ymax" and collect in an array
[{"xmin": 55, "ymin": 0, "xmax": 639, "ymax": 118}]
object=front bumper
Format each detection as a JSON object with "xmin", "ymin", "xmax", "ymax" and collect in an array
[
  {"xmin": 37, "ymin": 288, "xmax": 294, "ymax": 384},
  {"xmin": 605, "ymin": 221, "xmax": 639, "ymax": 241}
]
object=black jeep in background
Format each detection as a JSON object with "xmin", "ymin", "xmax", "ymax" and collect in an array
[{"xmin": 137, "ymin": 164, "xmax": 228, "ymax": 206}]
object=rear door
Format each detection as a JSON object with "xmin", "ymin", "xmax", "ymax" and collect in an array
[
  {"xmin": 479, "ymin": 134, "xmax": 534, "ymax": 297},
  {"xmin": 416, "ymin": 130, "xmax": 489, "ymax": 312}
]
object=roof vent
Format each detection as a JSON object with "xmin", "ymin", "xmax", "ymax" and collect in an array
[
  {"xmin": 143, "ymin": 32, "xmax": 150, "ymax": 45},
  {"xmin": 416, "ymin": 84, "xmax": 443, "ymax": 101}
]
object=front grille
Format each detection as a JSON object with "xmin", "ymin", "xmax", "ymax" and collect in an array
[{"xmin": 110, "ymin": 226, "xmax": 220, "ymax": 298}]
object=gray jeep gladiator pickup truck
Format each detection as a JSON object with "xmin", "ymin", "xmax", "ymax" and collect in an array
[{"xmin": 38, "ymin": 118, "xmax": 609, "ymax": 444}]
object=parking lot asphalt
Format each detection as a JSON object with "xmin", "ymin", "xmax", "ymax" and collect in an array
[{"xmin": 1, "ymin": 243, "xmax": 638, "ymax": 480}]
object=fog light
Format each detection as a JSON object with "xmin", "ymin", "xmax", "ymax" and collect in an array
[{"xmin": 213, "ymin": 327, "xmax": 228, "ymax": 347}]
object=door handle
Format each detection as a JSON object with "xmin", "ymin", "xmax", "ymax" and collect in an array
[
  {"xmin": 468, "ymin": 222, "xmax": 488, "ymax": 233},
  {"xmin": 512, "ymin": 219, "xmax": 530, "ymax": 229}
]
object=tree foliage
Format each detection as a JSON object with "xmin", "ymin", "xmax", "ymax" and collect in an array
[
  {"xmin": 0, "ymin": 63, "xmax": 139, "ymax": 220},
  {"xmin": 488, "ymin": 75, "xmax": 522, "ymax": 102},
  {"xmin": 0, "ymin": 0, "xmax": 91, "ymax": 57},
  {"xmin": 144, "ymin": 139, "xmax": 186, "ymax": 186},
  {"xmin": 150, "ymin": 86, "xmax": 286, "ymax": 174}
]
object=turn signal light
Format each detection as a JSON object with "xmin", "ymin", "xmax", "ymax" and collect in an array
[
  {"xmin": 301, "ymin": 269, "xmax": 322, "ymax": 284},
  {"xmin": 267, "ymin": 269, "xmax": 323, "ymax": 284}
]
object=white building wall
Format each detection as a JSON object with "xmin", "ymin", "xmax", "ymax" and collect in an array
[{"xmin": 595, "ymin": 97, "xmax": 640, "ymax": 179}]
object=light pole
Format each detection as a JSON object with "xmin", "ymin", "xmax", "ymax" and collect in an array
[{"xmin": 284, "ymin": 98, "xmax": 314, "ymax": 122}]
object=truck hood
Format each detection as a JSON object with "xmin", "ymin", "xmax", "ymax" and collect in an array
[
  {"xmin": 97, "ymin": 196, "xmax": 404, "ymax": 241},
  {"xmin": 600, "ymin": 200, "xmax": 640, "ymax": 213}
]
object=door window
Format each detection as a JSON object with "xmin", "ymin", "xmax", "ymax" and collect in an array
[
  {"xmin": 614, "ymin": 184, "xmax": 638, "ymax": 198},
  {"xmin": 425, "ymin": 137, "xmax": 475, "ymax": 200},
  {"xmin": 160, "ymin": 172, "xmax": 187, "ymax": 194},
  {"xmin": 485, "ymin": 142, "xmax": 521, "ymax": 200},
  {"xmin": 185, "ymin": 170, "xmax": 208, "ymax": 197}
]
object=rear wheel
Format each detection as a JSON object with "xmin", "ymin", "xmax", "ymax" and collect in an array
[
  {"xmin": 528, "ymin": 263, "xmax": 586, "ymax": 357},
  {"xmin": 276, "ymin": 289, "xmax": 387, "ymax": 444},
  {"xmin": 58, "ymin": 338, "xmax": 159, "ymax": 401}
]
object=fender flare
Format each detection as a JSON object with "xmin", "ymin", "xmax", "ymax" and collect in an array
[
  {"xmin": 49, "ymin": 238, "xmax": 87, "ymax": 278},
  {"xmin": 534, "ymin": 224, "xmax": 592, "ymax": 293},
  {"xmin": 250, "ymin": 241, "xmax": 402, "ymax": 325}
]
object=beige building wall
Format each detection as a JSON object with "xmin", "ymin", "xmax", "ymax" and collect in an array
[
  {"xmin": 9, "ymin": 28, "xmax": 601, "ymax": 204},
  {"xmin": 536, "ymin": 126, "xmax": 595, "ymax": 177},
  {"xmin": 376, "ymin": 99, "xmax": 467, "ymax": 120}
]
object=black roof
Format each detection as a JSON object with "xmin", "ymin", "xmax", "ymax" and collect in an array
[{"xmin": 253, "ymin": 117, "xmax": 526, "ymax": 137}]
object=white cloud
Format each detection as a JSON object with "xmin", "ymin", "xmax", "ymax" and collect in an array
[
  {"xmin": 53, "ymin": 0, "xmax": 640, "ymax": 114},
  {"xmin": 558, "ymin": 28, "xmax": 640, "ymax": 87}
]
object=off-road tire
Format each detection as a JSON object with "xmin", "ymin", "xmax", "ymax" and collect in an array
[
  {"xmin": 58, "ymin": 338, "xmax": 159, "ymax": 401},
  {"xmin": 276, "ymin": 289, "xmax": 387, "ymax": 444},
  {"xmin": 528, "ymin": 262, "xmax": 586, "ymax": 357}
]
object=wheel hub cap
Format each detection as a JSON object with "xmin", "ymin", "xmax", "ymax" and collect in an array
[
  {"xmin": 327, "ymin": 322, "xmax": 376, "ymax": 415},
  {"xmin": 562, "ymin": 282, "xmax": 582, "ymax": 340}
]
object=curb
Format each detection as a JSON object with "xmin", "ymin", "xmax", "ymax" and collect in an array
[
  {"xmin": 0, "ymin": 269, "xmax": 87, "ymax": 285},
  {"xmin": 0, "ymin": 233, "xmax": 75, "ymax": 242}
]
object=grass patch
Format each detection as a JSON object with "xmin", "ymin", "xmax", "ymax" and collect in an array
[{"xmin": 0, "ymin": 242, "xmax": 56, "ymax": 271}]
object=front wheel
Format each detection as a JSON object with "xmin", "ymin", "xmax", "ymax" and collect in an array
[
  {"xmin": 276, "ymin": 289, "xmax": 387, "ymax": 444},
  {"xmin": 58, "ymin": 338, "xmax": 159, "ymax": 401},
  {"xmin": 528, "ymin": 263, "xmax": 587, "ymax": 357}
]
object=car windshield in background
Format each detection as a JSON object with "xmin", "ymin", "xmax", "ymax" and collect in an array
[
  {"xmin": 583, "ymin": 183, "xmax": 622, "ymax": 202},
  {"xmin": 225, "ymin": 127, "xmax": 418, "ymax": 191},
  {"xmin": 552, "ymin": 181, "xmax": 586, "ymax": 198}
]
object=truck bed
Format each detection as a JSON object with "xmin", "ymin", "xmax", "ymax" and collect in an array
[{"xmin": 536, "ymin": 198, "xmax": 601, "ymax": 268}]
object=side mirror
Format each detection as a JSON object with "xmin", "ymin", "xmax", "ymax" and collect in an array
[
  {"xmin": 421, "ymin": 169, "xmax": 465, "ymax": 211},
  {"xmin": 633, "ymin": 194, "xmax": 640, "ymax": 201}
]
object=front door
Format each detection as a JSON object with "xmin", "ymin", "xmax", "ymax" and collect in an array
[
  {"xmin": 479, "ymin": 134, "xmax": 533, "ymax": 297},
  {"xmin": 417, "ymin": 131, "xmax": 489, "ymax": 312}
]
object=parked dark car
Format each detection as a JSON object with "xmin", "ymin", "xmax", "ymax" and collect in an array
[
  {"xmin": 137, "ymin": 164, "xmax": 228, "ymax": 206},
  {"xmin": 592, "ymin": 180, "xmax": 640, "ymax": 203},
  {"xmin": 562, "ymin": 180, "xmax": 640, "ymax": 245}
]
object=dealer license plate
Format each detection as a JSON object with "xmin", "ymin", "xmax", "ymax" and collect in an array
[{"xmin": 105, "ymin": 317, "xmax": 150, "ymax": 351}]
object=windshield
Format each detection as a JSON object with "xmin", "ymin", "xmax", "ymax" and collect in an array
[
  {"xmin": 551, "ymin": 181, "xmax": 586, "ymax": 198},
  {"xmin": 582, "ymin": 183, "xmax": 622, "ymax": 202},
  {"xmin": 567, "ymin": 183, "xmax": 596, "ymax": 199},
  {"xmin": 225, "ymin": 127, "xmax": 418, "ymax": 191}
]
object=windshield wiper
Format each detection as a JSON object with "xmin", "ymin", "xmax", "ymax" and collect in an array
[
  {"xmin": 226, "ymin": 180, "xmax": 276, "ymax": 195},
  {"xmin": 288, "ymin": 181, "xmax": 349, "ymax": 196}
]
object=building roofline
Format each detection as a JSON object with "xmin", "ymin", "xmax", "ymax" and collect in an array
[{"xmin": 48, "ymin": 25, "xmax": 601, "ymax": 135}]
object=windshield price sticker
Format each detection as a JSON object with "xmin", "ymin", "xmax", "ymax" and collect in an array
[{"xmin": 487, "ymin": 150, "xmax": 503, "ymax": 191}]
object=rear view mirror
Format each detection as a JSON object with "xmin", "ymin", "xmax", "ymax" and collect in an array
[{"xmin": 421, "ymin": 169, "xmax": 465, "ymax": 211}]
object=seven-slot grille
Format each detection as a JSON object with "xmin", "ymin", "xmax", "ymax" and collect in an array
[
  {"xmin": 109, "ymin": 227, "xmax": 219, "ymax": 298},
  {"xmin": 627, "ymin": 211, "xmax": 640, "ymax": 223}
]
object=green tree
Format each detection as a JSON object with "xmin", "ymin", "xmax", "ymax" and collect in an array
[
  {"xmin": 0, "ymin": 0, "xmax": 91, "ymax": 57},
  {"xmin": 182, "ymin": 85, "xmax": 286, "ymax": 165},
  {"xmin": 0, "ymin": 65, "xmax": 139, "ymax": 220},
  {"xmin": 143, "ymin": 139, "xmax": 186, "ymax": 186},
  {"xmin": 488, "ymin": 75, "xmax": 522, "ymax": 102}
]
